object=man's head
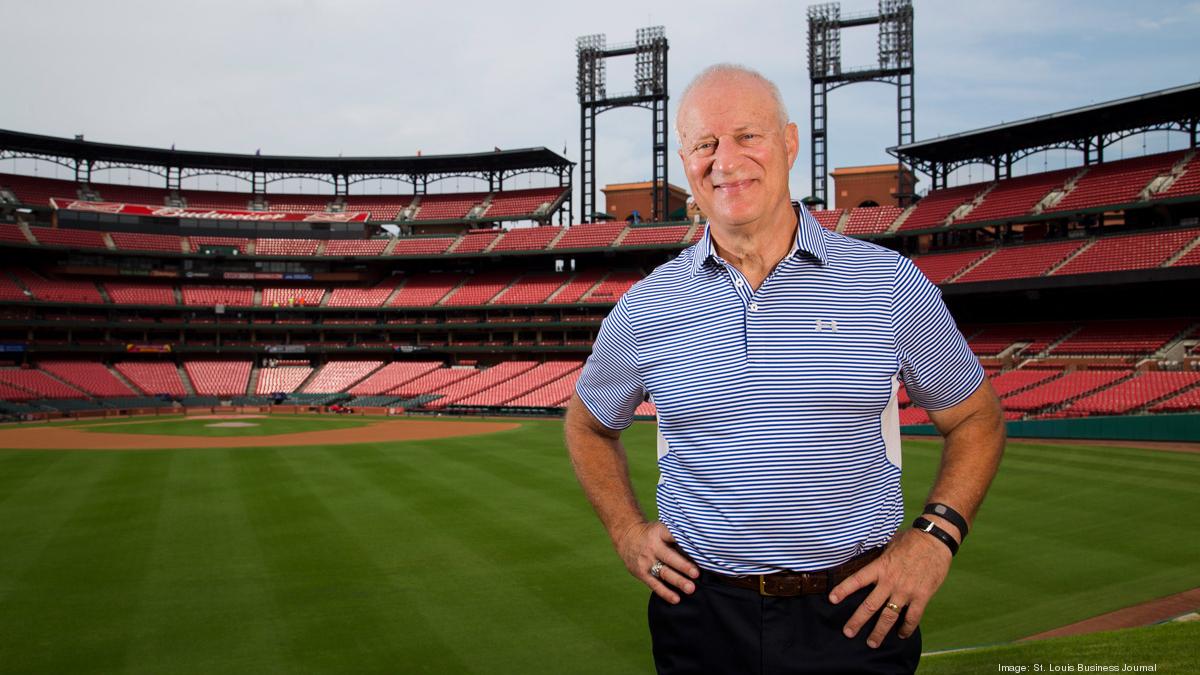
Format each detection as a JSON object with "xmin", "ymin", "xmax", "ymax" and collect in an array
[{"xmin": 675, "ymin": 64, "xmax": 799, "ymax": 230}]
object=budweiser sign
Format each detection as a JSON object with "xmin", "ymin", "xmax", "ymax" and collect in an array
[{"xmin": 51, "ymin": 199, "xmax": 370, "ymax": 223}]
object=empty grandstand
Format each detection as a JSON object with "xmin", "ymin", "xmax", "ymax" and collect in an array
[{"xmin": 0, "ymin": 84, "xmax": 1198, "ymax": 425}]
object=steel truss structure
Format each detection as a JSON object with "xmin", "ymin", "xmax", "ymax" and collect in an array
[
  {"xmin": 890, "ymin": 82, "xmax": 1200, "ymax": 190},
  {"xmin": 0, "ymin": 129, "xmax": 575, "ymax": 224},
  {"xmin": 808, "ymin": 0, "xmax": 915, "ymax": 206},
  {"xmin": 576, "ymin": 26, "xmax": 669, "ymax": 223}
]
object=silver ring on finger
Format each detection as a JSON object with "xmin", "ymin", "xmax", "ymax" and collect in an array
[
  {"xmin": 884, "ymin": 601, "xmax": 902, "ymax": 613},
  {"xmin": 650, "ymin": 561, "xmax": 665, "ymax": 579}
]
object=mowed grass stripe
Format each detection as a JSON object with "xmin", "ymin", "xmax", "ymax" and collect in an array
[
  {"xmin": 899, "ymin": 439, "xmax": 1199, "ymax": 649},
  {"xmin": 120, "ymin": 449, "xmax": 290, "ymax": 674},
  {"xmin": 918, "ymin": 621, "xmax": 1200, "ymax": 674},
  {"xmin": 0, "ymin": 452, "xmax": 173, "ymax": 673},
  {"xmin": 309, "ymin": 435, "xmax": 653, "ymax": 674},
  {"xmin": 226, "ymin": 445, "xmax": 474, "ymax": 673},
  {"xmin": 0, "ymin": 452, "xmax": 99, "ymax": 596},
  {"xmin": 0, "ymin": 420, "xmax": 1195, "ymax": 672}
]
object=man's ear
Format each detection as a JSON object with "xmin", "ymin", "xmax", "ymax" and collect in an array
[{"xmin": 784, "ymin": 122, "xmax": 799, "ymax": 168}]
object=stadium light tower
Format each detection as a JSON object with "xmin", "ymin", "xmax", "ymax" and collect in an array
[
  {"xmin": 808, "ymin": 0, "xmax": 915, "ymax": 206},
  {"xmin": 576, "ymin": 26, "xmax": 669, "ymax": 223}
]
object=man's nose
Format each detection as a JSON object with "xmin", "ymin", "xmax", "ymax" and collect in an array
[{"xmin": 711, "ymin": 136, "xmax": 744, "ymax": 176}]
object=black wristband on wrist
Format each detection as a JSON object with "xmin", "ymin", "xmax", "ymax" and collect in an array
[
  {"xmin": 923, "ymin": 502, "xmax": 969, "ymax": 539},
  {"xmin": 912, "ymin": 516, "xmax": 959, "ymax": 557}
]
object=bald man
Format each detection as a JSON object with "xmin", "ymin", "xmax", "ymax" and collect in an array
[{"xmin": 566, "ymin": 64, "xmax": 1005, "ymax": 674}]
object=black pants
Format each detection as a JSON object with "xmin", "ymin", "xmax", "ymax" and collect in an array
[{"xmin": 648, "ymin": 573, "xmax": 921, "ymax": 674}]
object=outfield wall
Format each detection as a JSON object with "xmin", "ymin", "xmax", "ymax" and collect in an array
[{"xmin": 902, "ymin": 413, "xmax": 1200, "ymax": 443}]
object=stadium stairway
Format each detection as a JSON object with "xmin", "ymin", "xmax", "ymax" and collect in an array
[
  {"xmin": 1165, "ymin": 234, "xmax": 1200, "ymax": 266},
  {"xmin": 1034, "ymin": 167, "xmax": 1089, "ymax": 214},
  {"xmin": 15, "ymin": 222, "xmax": 35, "ymax": 244},
  {"xmin": 177, "ymin": 365, "xmax": 196, "ymax": 396},
  {"xmin": 96, "ymin": 285, "xmax": 112, "ymax": 303},
  {"xmin": 1137, "ymin": 378, "xmax": 1200, "ymax": 414},
  {"xmin": 8, "ymin": 272, "xmax": 31, "ymax": 296},
  {"xmin": 1045, "ymin": 241, "xmax": 1096, "ymax": 275},
  {"xmin": 945, "ymin": 249, "xmax": 997, "ymax": 283},
  {"xmin": 246, "ymin": 366, "xmax": 260, "ymax": 397},
  {"xmin": 833, "ymin": 209, "xmax": 852, "ymax": 233},
  {"xmin": 1155, "ymin": 322, "xmax": 1200, "ymax": 359},
  {"xmin": 1141, "ymin": 151, "xmax": 1195, "ymax": 200},
  {"xmin": 948, "ymin": 183, "xmax": 997, "ymax": 224},
  {"xmin": 545, "ymin": 228, "xmax": 570, "ymax": 249},
  {"xmin": 481, "ymin": 231, "xmax": 503, "ymax": 254},
  {"xmin": 294, "ymin": 367, "xmax": 321, "ymax": 393},
  {"xmin": 1020, "ymin": 326, "xmax": 1084, "ymax": 360},
  {"xmin": 1014, "ymin": 369, "xmax": 1138, "ymax": 417},
  {"xmin": 577, "ymin": 272, "xmax": 614, "ymax": 302},
  {"xmin": 434, "ymin": 277, "xmax": 471, "ymax": 306},
  {"xmin": 884, "ymin": 203, "xmax": 916, "ymax": 234},
  {"xmin": 106, "ymin": 365, "xmax": 140, "ymax": 393},
  {"xmin": 381, "ymin": 238, "xmax": 400, "ymax": 255},
  {"xmin": 610, "ymin": 226, "xmax": 632, "ymax": 246},
  {"xmin": 100, "ymin": 233, "xmax": 116, "ymax": 250},
  {"xmin": 381, "ymin": 279, "xmax": 405, "ymax": 306}
]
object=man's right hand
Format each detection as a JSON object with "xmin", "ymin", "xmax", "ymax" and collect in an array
[{"xmin": 616, "ymin": 521, "xmax": 700, "ymax": 604}]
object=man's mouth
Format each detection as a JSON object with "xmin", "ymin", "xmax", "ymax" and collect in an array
[{"xmin": 715, "ymin": 179, "xmax": 755, "ymax": 191}]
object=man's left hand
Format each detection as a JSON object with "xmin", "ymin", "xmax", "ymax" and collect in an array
[{"xmin": 827, "ymin": 527, "xmax": 954, "ymax": 648}]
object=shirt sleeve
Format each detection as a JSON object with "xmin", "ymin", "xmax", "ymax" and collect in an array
[
  {"xmin": 892, "ymin": 255, "xmax": 985, "ymax": 411},
  {"xmin": 575, "ymin": 294, "xmax": 646, "ymax": 430}
]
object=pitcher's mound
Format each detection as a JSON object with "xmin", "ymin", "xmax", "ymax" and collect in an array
[{"xmin": 206, "ymin": 422, "xmax": 259, "ymax": 428}]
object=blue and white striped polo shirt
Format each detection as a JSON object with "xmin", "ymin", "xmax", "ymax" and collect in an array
[{"xmin": 576, "ymin": 205, "xmax": 984, "ymax": 575}]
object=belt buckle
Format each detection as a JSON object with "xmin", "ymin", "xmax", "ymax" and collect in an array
[{"xmin": 757, "ymin": 574, "xmax": 776, "ymax": 597}]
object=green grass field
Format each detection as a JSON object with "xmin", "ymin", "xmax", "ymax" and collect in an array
[{"xmin": 0, "ymin": 416, "xmax": 1195, "ymax": 673}]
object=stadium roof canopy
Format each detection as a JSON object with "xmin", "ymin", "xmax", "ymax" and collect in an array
[
  {"xmin": 0, "ymin": 128, "xmax": 573, "ymax": 193},
  {"xmin": 890, "ymin": 81, "xmax": 1200, "ymax": 189}
]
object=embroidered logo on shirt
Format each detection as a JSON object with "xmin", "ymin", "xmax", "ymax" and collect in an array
[{"xmin": 814, "ymin": 318, "xmax": 840, "ymax": 332}]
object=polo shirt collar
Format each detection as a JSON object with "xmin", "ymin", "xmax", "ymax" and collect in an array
[{"xmin": 690, "ymin": 203, "xmax": 829, "ymax": 276}]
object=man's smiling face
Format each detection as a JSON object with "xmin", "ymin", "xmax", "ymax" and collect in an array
[{"xmin": 676, "ymin": 72, "xmax": 798, "ymax": 230}]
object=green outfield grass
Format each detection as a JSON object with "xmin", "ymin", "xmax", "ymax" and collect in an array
[
  {"xmin": 77, "ymin": 416, "xmax": 374, "ymax": 437},
  {"xmin": 0, "ymin": 417, "xmax": 1195, "ymax": 673},
  {"xmin": 919, "ymin": 621, "xmax": 1200, "ymax": 674}
]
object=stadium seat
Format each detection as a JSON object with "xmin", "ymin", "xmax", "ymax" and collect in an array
[
  {"xmin": 490, "ymin": 226, "xmax": 563, "ymax": 252},
  {"xmin": 1048, "ymin": 152, "xmax": 1184, "ymax": 213},
  {"xmin": 897, "ymin": 183, "xmax": 985, "ymax": 231},
  {"xmin": 302, "ymin": 361, "xmax": 383, "ymax": 393},
  {"xmin": 1052, "ymin": 228, "xmax": 1200, "ymax": 276},
  {"xmin": 484, "ymin": 187, "xmax": 566, "ymax": 218},
  {"xmin": 843, "ymin": 206, "xmax": 904, "ymax": 235},
  {"xmin": 116, "ymin": 362, "xmax": 188, "ymax": 396},
  {"xmin": 185, "ymin": 360, "xmax": 252, "ymax": 397},
  {"xmin": 955, "ymin": 239, "xmax": 1085, "ymax": 283},
  {"xmin": 40, "ymin": 361, "xmax": 136, "ymax": 397}
]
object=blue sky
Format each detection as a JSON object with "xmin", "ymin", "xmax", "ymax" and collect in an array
[{"xmin": 2, "ymin": 0, "xmax": 1198, "ymax": 212}]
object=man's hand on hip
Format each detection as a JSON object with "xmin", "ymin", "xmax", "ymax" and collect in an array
[
  {"xmin": 618, "ymin": 521, "xmax": 700, "ymax": 604},
  {"xmin": 827, "ymin": 528, "xmax": 954, "ymax": 648}
]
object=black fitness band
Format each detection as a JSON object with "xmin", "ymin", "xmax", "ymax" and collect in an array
[
  {"xmin": 923, "ymin": 502, "xmax": 969, "ymax": 539},
  {"xmin": 912, "ymin": 516, "xmax": 959, "ymax": 557}
]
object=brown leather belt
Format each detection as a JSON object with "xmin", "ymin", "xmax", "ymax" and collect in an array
[{"xmin": 703, "ymin": 548, "xmax": 883, "ymax": 597}]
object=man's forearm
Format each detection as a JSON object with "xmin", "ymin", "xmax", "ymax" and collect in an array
[
  {"xmin": 924, "ymin": 396, "xmax": 1006, "ymax": 539},
  {"xmin": 564, "ymin": 398, "xmax": 648, "ymax": 546}
]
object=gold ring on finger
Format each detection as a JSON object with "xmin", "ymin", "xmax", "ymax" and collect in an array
[{"xmin": 885, "ymin": 601, "xmax": 902, "ymax": 612}]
